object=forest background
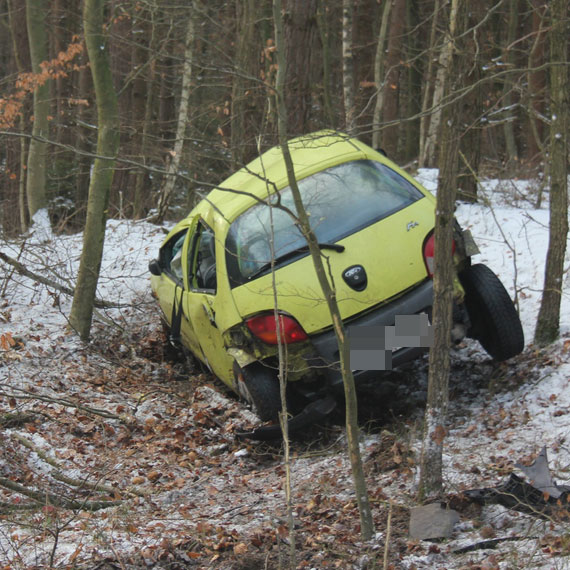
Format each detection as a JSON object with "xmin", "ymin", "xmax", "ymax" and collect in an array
[{"xmin": 0, "ymin": 0, "xmax": 565, "ymax": 234}]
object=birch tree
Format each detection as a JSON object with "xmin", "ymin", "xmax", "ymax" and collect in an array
[
  {"xmin": 154, "ymin": 3, "xmax": 196, "ymax": 223},
  {"xmin": 69, "ymin": 0, "xmax": 119, "ymax": 340},
  {"xmin": 342, "ymin": 0, "xmax": 355, "ymax": 134}
]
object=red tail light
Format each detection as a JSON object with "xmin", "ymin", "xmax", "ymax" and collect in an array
[
  {"xmin": 423, "ymin": 232, "xmax": 456, "ymax": 278},
  {"xmin": 246, "ymin": 313, "xmax": 308, "ymax": 345}
]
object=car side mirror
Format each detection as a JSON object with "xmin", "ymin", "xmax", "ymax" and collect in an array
[{"xmin": 148, "ymin": 259, "xmax": 162, "ymax": 276}]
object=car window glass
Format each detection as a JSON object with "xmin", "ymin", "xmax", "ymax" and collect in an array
[
  {"xmin": 159, "ymin": 230, "xmax": 188, "ymax": 284},
  {"xmin": 189, "ymin": 225, "xmax": 217, "ymax": 291},
  {"xmin": 226, "ymin": 159, "xmax": 423, "ymax": 285}
]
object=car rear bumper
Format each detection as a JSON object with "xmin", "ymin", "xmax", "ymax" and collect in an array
[{"xmin": 304, "ymin": 279, "xmax": 433, "ymax": 390}]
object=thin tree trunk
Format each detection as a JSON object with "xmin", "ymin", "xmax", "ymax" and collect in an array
[
  {"xmin": 273, "ymin": 0, "xmax": 374, "ymax": 540},
  {"xmin": 418, "ymin": 0, "xmax": 440, "ymax": 167},
  {"xmin": 502, "ymin": 0, "xmax": 519, "ymax": 168},
  {"xmin": 154, "ymin": 5, "xmax": 195, "ymax": 223},
  {"xmin": 134, "ymin": 2, "xmax": 157, "ymax": 219},
  {"xmin": 7, "ymin": 0, "xmax": 30, "ymax": 232},
  {"xmin": 526, "ymin": 0, "xmax": 547, "ymax": 166},
  {"xmin": 316, "ymin": 0, "xmax": 334, "ymax": 126},
  {"xmin": 372, "ymin": 0, "xmax": 392, "ymax": 150},
  {"xmin": 381, "ymin": 0, "xmax": 406, "ymax": 158},
  {"xmin": 25, "ymin": 0, "xmax": 50, "ymax": 221},
  {"xmin": 534, "ymin": 0, "xmax": 568, "ymax": 346},
  {"xmin": 418, "ymin": 0, "xmax": 461, "ymax": 500},
  {"xmin": 342, "ymin": 0, "xmax": 355, "ymax": 134},
  {"xmin": 231, "ymin": 0, "xmax": 257, "ymax": 168},
  {"xmin": 404, "ymin": 0, "xmax": 421, "ymax": 162},
  {"xmin": 69, "ymin": 0, "xmax": 120, "ymax": 340},
  {"xmin": 423, "ymin": 0, "xmax": 459, "ymax": 167}
]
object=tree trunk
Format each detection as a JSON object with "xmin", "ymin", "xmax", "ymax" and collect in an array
[
  {"xmin": 418, "ymin": 0, "xmax": 440, "ymax": 167},
  {"xmin": 133, "ymin": 2, "xmax": 157, "ymax": 219},
  {"xmin": 534, "ymin": 0, "xmax": 568, "ymax": 346},
  {"xmin": 502, "ymin": 0, "xmax": 519, "ymax": 168},
  {"xmin": 230, "ymin": 0, "xmax": 258, "ymax": 168},
  {"xmin": 342, "ymin": 0, "xmax": 355, "ymax": 134},
  {"xmin": 154, "ymin": 4, "xmax": 196, "ymax": 223},
  {"xmin": 69, "ymin": 0, "xmax": 120, "ymax": 340},
  {"xmin": 273, "ymin": 0, "xmax": 374, "ymax": 541},
  {"xmin": 316, "ymin": 0, "xmax": 334, "ymax": 126},
  {"xmin": 404, "ymin": 0, "xmax": 421, "ymax": 162},
  {"xmin": 7, "ymin": 0, "xmax": 30, "ymax": 232},
  {"xmin": 25, "ymin": 0, "xmax": 50, "ymax": 221},
  {"xmin": 418, "ymin": 0, "xmax": 461, "ymax": 500},
  {"xmin": 381, "ymin": 0, "xmax": 406, "ymax": 159},
  {"xmin": 423, "ymin": 0, "xmax": 459, "ymax": 168},
  {"xmin": 283, "ymin": 0, "xmax": 318, "ymax": 135},
  {"xmin": 456, "ymin": 4, "xmax": 483, "ymax": 203},
  {"xmin": 526, "ymin": 0, "xmax": 547, "ymax": 166},
  {"xmin": 372, "ymin": 0, "xmax": 392, "ymax": 150}
]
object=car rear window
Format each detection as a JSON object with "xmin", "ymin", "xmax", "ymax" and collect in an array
[{"xmin": 225, "ymin": 159, "xmax": 424, "ymax": 286}]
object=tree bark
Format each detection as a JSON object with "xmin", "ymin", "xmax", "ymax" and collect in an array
[
  {"xmin": 422, "ymin": 0, "xmax": 459, "ymax": 168},
  {"xmin": 502, "ymin": 0, "xmax": 519, "ymax": 168},
  {"xmin": 418, "ymin": 0, "xmax": 461, "ymax": 500},
  {"xmin": 283, "ymin": 0, "xmax": 318, "ymax": 135},
  {"xmin": 418, "ymin": 0, "xmax": 440, "ymax": 167},
  {"xmin": 381, "ymin": 0, "xmax": 406, "ymax": 158},
  {"xmin": 7, "ymin": 0, "xmax": 30, "ymax": 232},
  {"xmin": 154, "ymin": 4, "xmax": 196, "ymax": 223},
  {"xmin": 231, "ymin": 0, "xmax": 258, "ymax": 168},
  {"xmin": 69, "ymin": 0, "xmax": 120, "ymax": 340},
  {"xmin": 273, "ymin": 0, "xmax": 374, "ymax": 540},
  {"xmin": 342, "ymin": 0, "xmax": 355, "ymax": 134},
  {"xmin": 526, "ymin": 0, "xmax": 547, "ymax": 166},
  {"xmin": 371, "ymin": 0, "xmax": 392, "ymax": 150},
  {"xmin": 534, "ymin": 0, "xmax": 568, "ymax": 346},
  {"xmin": 25, "ymin": 0, "xmax": 50, "ymax": 221},
  {"xmin": 316, "ymin": 0, "xmax": 334, "ymax": 126}
]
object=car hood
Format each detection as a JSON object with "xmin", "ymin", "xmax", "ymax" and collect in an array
[{"xmin": 231, "ymin": 199, "xmax": 434, "ymax": 335}]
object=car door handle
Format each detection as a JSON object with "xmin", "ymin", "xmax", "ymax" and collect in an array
[{"xmin": 202, "ymin": 303, "xmax": 217, "ymax": 328}]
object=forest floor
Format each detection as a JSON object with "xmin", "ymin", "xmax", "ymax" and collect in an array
[{"xmin": 1, "ymin": 170, "xmax": 569, "ymax": 569}]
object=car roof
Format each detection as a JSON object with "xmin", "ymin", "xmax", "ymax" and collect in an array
[{"xmin": 197, "ymin": 130, "xmax": 372, "ymax": 223}]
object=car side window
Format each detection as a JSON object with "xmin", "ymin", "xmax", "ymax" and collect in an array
[
  {"xmin": 189, "ymin": 224, "xmax": 216, "ymax": 292},
  {"xmin": 159, "ymin": 229, "xmax": 188, "ymax": 285}
]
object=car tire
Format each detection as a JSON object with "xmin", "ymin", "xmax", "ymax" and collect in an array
[
  {"xmin": 459, "ymin": 263, "xmax": 524, "ymax": 361},
  {"xmin": 234, "ymin": 362, "xmax": 281, "ymax": 422}
]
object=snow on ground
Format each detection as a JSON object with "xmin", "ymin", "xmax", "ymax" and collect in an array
[{"xmin": 0, "ymin": 174, "xmax": 569, "ymax": 569}]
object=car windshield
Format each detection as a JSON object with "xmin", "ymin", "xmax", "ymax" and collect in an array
[{"xmin": 225, "ymin": 159, "xmax": 424, "ymax": 285}]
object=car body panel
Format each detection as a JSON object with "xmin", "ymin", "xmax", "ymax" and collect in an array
[{"xmin": 231, "ymin": 198, "xmax": 435, "ymax": 334}]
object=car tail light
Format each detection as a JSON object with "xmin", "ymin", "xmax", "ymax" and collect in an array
[
  {"xmin": 423, "ymin": 232, "xmax": 456, "ymax": 278},
  {"xmin": 246, "ymin": 313, "xmax": 308, "ymax": 345}
]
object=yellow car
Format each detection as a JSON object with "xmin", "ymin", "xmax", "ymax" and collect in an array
[{"xmin": 149, "ymin": 131, "xmax": 523, "ymax": 433}]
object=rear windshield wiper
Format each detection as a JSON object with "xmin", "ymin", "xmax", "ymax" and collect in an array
[{"xmin": 247, "ymin": 242, "xmax": 345, "ymax": 280}]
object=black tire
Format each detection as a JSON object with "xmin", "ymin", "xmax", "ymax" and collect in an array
[
  {"xmin": 459, "ymin": 264, "xmax": 524, "ymax": 361},
  {"xmin": 234, "ymin": 362, "xmax": 281, "ymax": 422}
]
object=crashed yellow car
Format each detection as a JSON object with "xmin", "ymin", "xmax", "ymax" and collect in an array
[{"xmin": 149, "ymin": 131, "xmax": 523, "ymax": 433}]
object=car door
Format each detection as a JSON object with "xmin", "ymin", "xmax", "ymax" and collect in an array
[
  {"xmin": 184, "ymin": 221, "xmax": 235, "ymax": 385},
  {"xmin": 154, "ymin": 222, "xmax": 203, "ymax": 359}
]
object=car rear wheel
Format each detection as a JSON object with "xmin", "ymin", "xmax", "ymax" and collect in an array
[
  {"xmin": 459, "ymin": 263, "xmax": 524, "ymax": 361},
  {"xmin": 234, "ymin": 362, "xmax": 281, "ymax": 421}
]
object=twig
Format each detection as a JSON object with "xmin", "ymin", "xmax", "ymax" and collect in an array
[
  {"xmin": 0, "ymin": 477, "xmax": 121, "ymax": 511},
  {"xmin": 0, "ymin": 251, "xmax": 126, "ymax": 309},
  {"xmin": 1, "ymin": 387, "xmax": 127, "ymax": 422},
  {"xmin": 383, "ymin": 499, "xmax": 393, "ymax": 570}
]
